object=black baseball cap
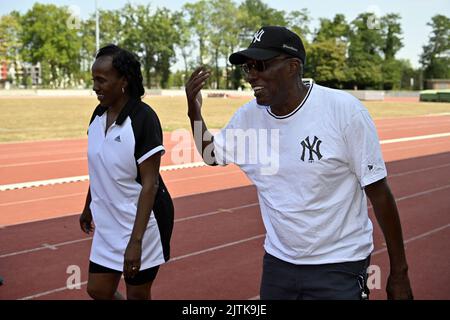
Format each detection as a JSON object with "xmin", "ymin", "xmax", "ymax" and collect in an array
[{"xmin": 229, "ymin": 26, "xmax": 306, "ymax": 65}]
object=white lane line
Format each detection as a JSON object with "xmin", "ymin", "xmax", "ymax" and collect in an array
[
  {"xmin": 366, "ymin": 183, "xmax": 450, "ymax": 211},
  {"xmin": 2, "ymin": 132, "xmax": 450, "ymax": 192},
  {"xmin": 175, "ymin": 203, "xmax": 259, "ymax": 222},
  {"xmin": 0, "ymin": 149, "xmax": 85, "ymax": 160},
  {"xmin": 389, "ymin": 163, "xmax": 450, "ymax": 178},
  {"xmin": 2, "ymin": 183, "xmax": 449, "ymax": 258},
  {"xmin": 0, "ymin": 192, "xmax": 86, "ymax": 207},
  {"xmin": 396, "ymin": 184, "xmax": 450, "ymax": 202},
  {"xmin": 379, "ymin": 124, "xmax": 450, "ymax": 133},
  {"xmin": 383, "ymin": 140, "xmax": 450, "ymax": 153},
  {"xmin": 0, "ymin": 162, "xmax": 208, "ymax": 191},
  {"xmin": 425, "ymin": 113, "xmax": 450, "ymax": 117},
  {"xmin": 13, "ymin": 181, "xmax": 447, "ymax": 258},
  {"xmin": 0, "ymin": 238, "xmax": 93, "ymax": 258},
  {"xmin": 18, "ymin": 235, "xmax": 265, "ymax": 300},
  {"xmin": 19, "ymin": 281, "xmax": 88, "ymax": 300},
  {"xmin": 42, "ymin": 243, "xmax": 58, "ymax": 250},
  {"xmin": 248, "ymin": 222, "xmax": 450, "ymax": 300},
  {"xmin": 380, "ymin": 132, "xmax": 450, "ymax": 144},
  {"xmin": 372, "ymin": 224, "xmax": 450, "ymax": 256},
  {"xmin": 0, "ymin": 203, "xmax": 260, "ymax": 258},
  {"xmin": 169, "ymin": 234, "xmax": 265, "ymax": 262},
  {"xmin": 165, "ymin": 169, "xmax": 243, "ymax": 183},
  {"xmin": 3, "ymin": 159, "xmax": 448, "ymax": 207},
  {"xmin": 19, "ymin": 223, "xmax": 450, "ymax": 300},
  {"xmin": 0, "ymin": 157, "xmax": 86, "ymax": 168},
  {"xmin": 0, "ymin": 175, "xmax": 89, "ymax": 191}
]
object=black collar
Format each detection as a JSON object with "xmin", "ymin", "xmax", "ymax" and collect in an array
[
  {"xmin": 95, "ymin": 98, "xmax": 140, "ymax": 125},
  {"xmin": 116, "ymin": 98, "xmax": 139, "ymax": 125}
]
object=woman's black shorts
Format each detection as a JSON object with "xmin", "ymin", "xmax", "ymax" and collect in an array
[{"xmin": 89, "ymin": 261, "xmax": 160, "ymax": 286}]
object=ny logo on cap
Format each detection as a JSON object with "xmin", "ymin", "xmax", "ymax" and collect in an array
[{"xmin": 252, "ymin": 29, "xmax": 265, "ymax": 43}]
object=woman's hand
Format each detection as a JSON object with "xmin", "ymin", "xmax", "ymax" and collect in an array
[
  {"xmin": 123, "ymin": 239, "xmax": 142, "ymax": 279},
  {"xmin": 79, "ymin": 209, "xmax": 94, "ymax": 234}
]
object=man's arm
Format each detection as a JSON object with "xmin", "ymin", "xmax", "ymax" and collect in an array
[
  {"xmin": 365, "ymin": 177, "xmax": 414, "ymax": 300},
  {"xmin": 185, "ymin": 67, "xmax": 217, "ymax": 165}
]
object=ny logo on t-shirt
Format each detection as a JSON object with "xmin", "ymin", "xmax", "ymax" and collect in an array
[{"xmin": 300, "ymin": 136, "xmax": 323, "ymax": 162}]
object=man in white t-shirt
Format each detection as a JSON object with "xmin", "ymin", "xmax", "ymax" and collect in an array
[{"xmin": 185, "ymin": 26, "xmax": 413, "ymax": 300}]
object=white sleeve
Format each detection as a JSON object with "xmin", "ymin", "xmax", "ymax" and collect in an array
[
  {"xmin": 213, "ymin": 110, "xmax": 242, "ymax": 166},
  {"xmin": 344, "ymin": 109, "xmax": 387, "ymax": 187}
]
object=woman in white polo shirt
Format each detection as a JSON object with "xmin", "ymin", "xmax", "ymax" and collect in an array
[{"xmin": 79, "ymin": 44, "xmax": 174, "ymax": 300}]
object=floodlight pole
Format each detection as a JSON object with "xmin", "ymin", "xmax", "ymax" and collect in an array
[{"xmin": 95, "ymin": 0, "xmax": 100, "ymax": 53}]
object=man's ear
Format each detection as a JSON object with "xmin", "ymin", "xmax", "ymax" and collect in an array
[{"xmin": 288, "ymin": 58, "xmax": 301, "ymax": 77}]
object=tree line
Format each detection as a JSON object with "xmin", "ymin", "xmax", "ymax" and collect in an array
[{"xmin": 0, "ymin": 0, "xmax": 448, "ymax": 90}]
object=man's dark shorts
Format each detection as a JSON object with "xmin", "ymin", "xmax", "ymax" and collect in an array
[{"xmin": 260, "ymin": 252, "xmax": 370, "ymax": 300}]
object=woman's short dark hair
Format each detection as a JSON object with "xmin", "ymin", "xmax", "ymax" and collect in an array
[{"xmin": 95, "ymin": 44, "xmax": 145, "ymax": 99}]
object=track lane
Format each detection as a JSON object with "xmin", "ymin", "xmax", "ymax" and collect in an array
[{"xmin": 0, "ymin": 152, "xmax": 449, "ymax": 299}]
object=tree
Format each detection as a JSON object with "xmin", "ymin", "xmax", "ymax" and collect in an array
[
  {"xmin": 315, "ymin": 14, "xmax": 350, "ymax": 43},
  {"xmin": 397, "ymin": 59, "xmax": 421, "ymax": 90},
  {"xmin": 172, "ymin": 10, "xmax": 194, "ymax": 84},
  {"xmin": 420, "ymin": 14, "xmax": 450, "ymax": 79},
  {"xmin": 226, "ymin": 0, "xmax": 287, "ymax": 89},
  {"xmin": 152, "ymin": 8, "xmax": 180, "ymax": 88},
  {"xmin": 0, "ymin": 12, "xmax": 22, "ymax": 64},
  {"xmin": 286, "ymin": 9, "xmax": 312, "ymax": 42},
  {"xmin": 238, "ymin": 0, "xmax": 286, "ymax": 34},
  {"xmin": 209, "ymin": 0, "xmax": 241, "ymax": 89},
  {"xmin": 20, "ymin": 3, "xmax": 82, "ymax": 87},
  {"xmin": 380, "ymin": 13, "xmax": 403, "ymax": 60},
  {"xmin": 307, "ymin": 40, "xmax": 347, "ymax": 88},
  {"xmin": 379, "ymin": 13, "xmax": 404, "ymax": 90},
  {"xmin": 381, "ymin": 58, "xmax": 403, "ymax": 90},
  {"xmin": 122, "ymin": 4, "xmax": 179, "ymax": 88},
  {"xmin": 307, "ymin": 14, "xmax": 350, "ymax": 87},
  {"xmin": 347, "ymin": 13, "xmax": 384, "ymax": 89},
  {"xmin": 79, "ymin": 9, "xmax": 123, "ymax": 87},
  {"xmin": 183, "ymin": 0, "xmax": 211, "ymax": 66}
]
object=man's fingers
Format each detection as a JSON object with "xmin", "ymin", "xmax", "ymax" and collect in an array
[
  {"xmin": 188, "ymin": 73, "xmax": 209, "ymax": 93},
  {"xmin": 187, "ymin": 66, "xmax": 205, "ymax": 83},
  {"xmin": 187, "ymin": 69, "xmax": 210, "ymax": 88}
]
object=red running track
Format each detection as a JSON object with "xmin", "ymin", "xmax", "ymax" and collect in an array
[
  {"xmin": 0, "ymin": 115, "xmax": 449, "ymax": 300},
  {"xmin": 1, "ymin": 115, "xmax": 449, "ymax": 185}
]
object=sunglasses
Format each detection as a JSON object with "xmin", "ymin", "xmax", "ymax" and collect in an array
[{"xmin": 240, "ymin": 56, "xmax": 292, "ymax": 75}]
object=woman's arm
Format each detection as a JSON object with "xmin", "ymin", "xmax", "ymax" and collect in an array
[
  {"xmin": 123, "ymin": 153, "xmax": 161, "ymax": 279},
  {"xmin": 79, "ymin": 186, "xmax": 94, "ymax": 234}
]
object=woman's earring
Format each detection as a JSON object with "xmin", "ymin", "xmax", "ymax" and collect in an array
[{"xmin": 121, "ymin": 87, "xmax": 125, "ymax": 94}]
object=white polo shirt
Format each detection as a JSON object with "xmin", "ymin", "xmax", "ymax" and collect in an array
[
  {"xmin": 213, "ymin": 84, "xmax": 387, "ymax": 264},
  {"xmin": 87, "ymin": 99, "xmax": 170, "ymax": 271}
]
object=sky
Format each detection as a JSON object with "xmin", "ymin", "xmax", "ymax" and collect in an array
[{"xmin": 1, "ymin": 0, "xmax": 449, "ymax": 69}]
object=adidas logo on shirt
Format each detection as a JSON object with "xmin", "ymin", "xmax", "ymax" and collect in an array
[{"xmin": 114, "ymin": 135, "xmax": 121, "ymax": 142}]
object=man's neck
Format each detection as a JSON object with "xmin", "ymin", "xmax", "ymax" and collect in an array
[{"xmin": 270, "ymin": 82, "xmax": 309, "ymax": 116}]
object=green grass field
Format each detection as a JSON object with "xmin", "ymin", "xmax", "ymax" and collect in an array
[{"xmin": 1, "ymin": 95, "xmax": 450, "ymax": 142}]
